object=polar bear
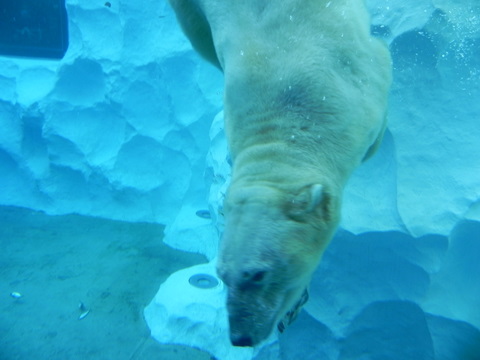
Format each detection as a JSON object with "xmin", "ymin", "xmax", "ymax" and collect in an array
[{"xmin": 169, "ymin": 0, "xmax": 391, "ymax": 347}]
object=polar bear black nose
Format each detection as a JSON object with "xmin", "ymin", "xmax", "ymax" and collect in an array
[{"xmin": 231, "ymin": 334, "xmax": 253, "ymax": 347}]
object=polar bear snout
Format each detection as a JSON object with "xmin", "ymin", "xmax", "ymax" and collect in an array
[
  {"xmin": 226, "ymin": 282, "xmax": 306, "ymax": 347},
  {"xmin": 227, "ymin": 300, "xmax": 277, "ymax": 347},
  {"xmin": 224, "ymin": 279, "xmax": 280, "ymax": 347},
  {"xmin": 230, "ymin": 334, "xmax": 253, "ymax": 347}
]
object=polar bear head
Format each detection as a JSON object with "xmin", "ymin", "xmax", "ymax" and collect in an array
[{"xmin": 217, "ymin": 183, "xmax": 340, "ymax": 347}]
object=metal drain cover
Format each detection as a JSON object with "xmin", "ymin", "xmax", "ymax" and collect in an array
[
  {"xmin": 195, "ymin": 209, "xmax": 211, "ymax": 219},
  {"xmin": 188, "ymin": 273, "xmax": 219, "ymax": 289}
]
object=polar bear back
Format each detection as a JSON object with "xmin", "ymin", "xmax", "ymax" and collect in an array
[{"xmin": 170, "ymin": 0, "xmax": 392, "ymax": 185}]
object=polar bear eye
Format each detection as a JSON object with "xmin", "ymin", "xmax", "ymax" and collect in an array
[
  {"xmin": 251, "ymin": 270, "xmax": 267, "ymax": 283},
  {"xmin": 240, "ymin": 269, "xmax": 268, "ymax": 287}
]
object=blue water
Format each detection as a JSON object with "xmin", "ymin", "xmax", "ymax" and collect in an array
[{"xmin": 0, "ymin": 1, "xmax": 479, "ymax": 359}]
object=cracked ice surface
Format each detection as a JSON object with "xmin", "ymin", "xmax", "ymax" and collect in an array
[{"xmin": 0, "ymin": 0, "xmax": 223, "ymax": 224}]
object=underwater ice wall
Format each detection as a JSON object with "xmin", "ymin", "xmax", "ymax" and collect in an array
[{"xmin": 0, "ymin": 0, "xmax": 222, "ymax": 223}]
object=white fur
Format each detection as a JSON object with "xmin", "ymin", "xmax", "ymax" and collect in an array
[{"xmin": 169, "ymin": 0, "xmax": 392, "ymax": 347}]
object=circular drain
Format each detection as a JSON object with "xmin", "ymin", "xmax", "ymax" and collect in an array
[
  {"xmin": 195, "ymin": 209, "xmax": 211, "ymax": 219},
  {"xmin": 188, "ymin": 273, "xmax": 219, "ymax": 289}
]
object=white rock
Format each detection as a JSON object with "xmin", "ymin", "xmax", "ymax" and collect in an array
[{"xmin": 144, "ymin": 262, "xmax": 278, "ymax": 360}]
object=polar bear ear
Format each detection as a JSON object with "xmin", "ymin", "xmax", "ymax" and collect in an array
[
  {"xmin": 307, "ymin": 184, "xmax": 324, "ymax": 213},
  {"xmin": 288, "ymin": 183, "xmax": 326, "ymax": 220}
]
